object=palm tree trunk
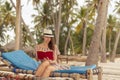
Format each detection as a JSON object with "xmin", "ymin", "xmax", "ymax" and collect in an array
[
  {"xmin": 64, "ymin": 29, "xmax": 70, "ymax": 55},
  {"xmin": 100, "ymin": 4, "xmax": 108, "ymax": 62},
  {"xmin": 55, "ymin": 0, "xmax": 61, "ymax": 48},
  {"xmin": 101, "ymin": 25, "xmax": 107, "ymax": 62},
  {"xmin": 15, "ymin": 0, "xmax": 21, "ymax": 50},
  {"xmin": 109, "ymin": 33, "xmax": 112, "ymax": 53},
  {"xmin": 110, "ymin": 30, "xmax": 120, "ymax": 62},
  {"xmin": 82, "ymin": 21, "xmax": 87, "ymax": 55},
  {"xmin": 69, "ymin": 34, "xmax": 75, "ymax": 55},
  {"xmin": 86, "ymin": 0, "xmax": 109, "ymax": 66},
  {"xmin": 82, "ymin": 7, "xmax": 89, "ymax": 56}
]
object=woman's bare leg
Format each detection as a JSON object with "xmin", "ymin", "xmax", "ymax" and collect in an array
[
  {"xmin": 41, "ymin": 65, "xmax": 56, "ymax": 78},
  {"xmin": 35, "ymin": 60, "xmax": 50, "ymax": 77}
]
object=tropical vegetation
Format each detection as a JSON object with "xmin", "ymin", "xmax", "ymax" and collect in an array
[{"xmin": 0, "ymin": 0, "xmax": 120, "ymax": 65}]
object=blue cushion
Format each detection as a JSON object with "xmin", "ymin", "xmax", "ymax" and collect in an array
[
  {"xmin": 1, "ymin": 50, "xmax": 96, "ymax": 74},
  {"xmin": 54, "ymin": 65, "xmax": 96, "ymax": 74},
  {"xmin": 2, "ymin": 50, "xmax": 40, "ymax": 70}
]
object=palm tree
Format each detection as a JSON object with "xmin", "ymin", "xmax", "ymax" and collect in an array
[
  {"xmin": 75, "ymin": 0, "xmax": 98, "ymax": 56},
  {"xmin": 32, "ymin": 0, "xmax": 77, "ymax": 53},
  {"xmin": 15, "ymin": 0, "xmax": 21, "ymax": 50},
  {"xmin": 100, "ymin": 17, "xmax": 107, "ymax": 63},
  {"xmin": 114, "ymin": 1, "xmax": 120, "ymax": 15},
  {"xmin": 86, "ymin": 0, "xmax": 109, "ymax": 66},
  {"xmin": 10, "ymin": 0, "xmax": 36, "ymax": 45},
  {"xmin": 32, "ymin": 1, "xmax": 55, "ymax": 44},
  {"xmin": 34, "ymin": 0, "xmax": 62, "ymax": 47},
  {"xmin": 0, "ymin": 1, "xmax": 15, "ymax": 46},
  {"xmin": 110, "ymin": 22, "xmax": 120, "ymax": 62},
  {"xmin": 75, "ymin": 7, "xmax": 88, "ymax": 55},
  {"xmin": 52, "ymin": 0, "xmax": 62, "ymax": 48},
  {"xmin": 100, "ymin": 0, "xmax": 109, "ymax": 62},
  {"xmin": 75, "ymin": 3, "xmax": 96, "ymax": 55},
  {"xmin": 107, "ymin": 15, "xmax": 117, "ymax": 56},
  {"xmin": 86, "ymin": 0, "xmax": 107, "ymax": 63},
  {"xmin": 110, "ymin": 1, "xmax": 120, "ymax": 62},
  {"xmin": 61, "ymin": 0, "xmax": 77, "ymax": 55}
]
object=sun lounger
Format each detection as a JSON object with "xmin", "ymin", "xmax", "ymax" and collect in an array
[{"xmin": 0, "ymin": 50, "xmax": 102, "ymax": 80}]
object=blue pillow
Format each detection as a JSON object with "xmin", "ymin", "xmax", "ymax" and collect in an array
[{"xmin": 2, "ymin": 50, "xmax": 40, "ymax": 70}]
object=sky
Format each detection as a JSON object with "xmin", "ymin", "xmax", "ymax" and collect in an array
[{"xmin": 2, "ymin": 0, "xmax": 119, "ymax": 45}]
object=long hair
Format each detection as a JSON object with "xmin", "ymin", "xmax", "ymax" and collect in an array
[{"xmin": 48, "ymin": 37, "xmax": 55, "ymax": 50}]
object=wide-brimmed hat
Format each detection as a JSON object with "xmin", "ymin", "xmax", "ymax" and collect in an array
[{"xmin": 43, "ymin": 29, "xmax": 54, "ymax": 37}]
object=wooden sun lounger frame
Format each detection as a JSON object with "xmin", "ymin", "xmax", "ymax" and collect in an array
[
  {"xmin": 58, "ymin": 55, "xmax": 87, "ymax": 63},
  {"xmin": 0, "ymin": 56, "xmax": 102, "ymax": 80}
]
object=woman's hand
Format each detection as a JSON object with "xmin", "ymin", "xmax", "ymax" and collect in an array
[
  {"xmin": 43, "ymin": 57, "xmax": 57, "ymax": 64},
  {"xmin": 44, "ymin": 58, "xmax": 57, "ymax": 64},
  {"xmin": 49, "ymin": 60, "xmax": 57, "ymax": 64}
]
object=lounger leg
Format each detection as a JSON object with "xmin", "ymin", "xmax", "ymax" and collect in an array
[
  {"xmin": 71, "ymin": 73, "xmax": 80, "ymax": 80},
  {"xmin": 98, "ymin": 67, "xmax": 102, "ymax": 80},
  {"xmin": 87, "ymin": 69, "xmax": 93, "ymax": 80}
]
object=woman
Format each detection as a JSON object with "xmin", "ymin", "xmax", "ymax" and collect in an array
[{"xmin": 35, "ymin": 29, "xmax": 61, "ymax": 78}]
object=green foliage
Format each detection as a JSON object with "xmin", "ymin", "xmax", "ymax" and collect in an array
[
  {"xmin": 116, "ymin": 39, "xmax": 120, "ymax": 54},
  {"xmin": 0, "ymin": 1, "xmax": 15, "ymax": 45},
  {"xmin": 72, "ymin": 31, "xmax": 83, "ymax": 54},
  {"xmin": 1, "ymin": 0, "xmax": 120, "ymax": 55},
  {"xmin": 59, "ymin": 31, "xmax": 67, "ymax": 54},
  {"xmin": 114, "ymin": 1, "xmax": 120, "ymax": 14},
  {"xmin": 86, "ymin": 27, "xmax": 94, "ymax": 48},
  {"xmin": 106, "ymin": 15, "xmax": 117, "ymax": 52}
]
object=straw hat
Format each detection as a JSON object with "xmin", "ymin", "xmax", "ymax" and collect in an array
[{"xmin": 43, "ymin": 29, "xmax": 54, "ymax": 37}]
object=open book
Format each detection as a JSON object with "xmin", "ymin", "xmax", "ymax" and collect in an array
[{"xmin": 37, "ymin": 51, "xmax": 54, "ymax": 60}]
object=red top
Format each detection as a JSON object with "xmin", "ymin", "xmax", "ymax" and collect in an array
[{"xmin": 37, "ymin": 51, "xmax": 54, "ymax": 60}]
